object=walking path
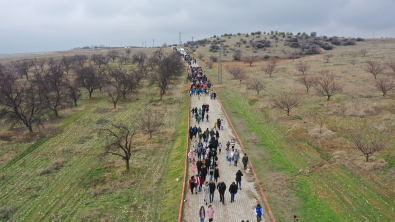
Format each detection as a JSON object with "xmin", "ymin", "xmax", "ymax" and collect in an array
[{"xmin": 182, "ymin": 62, "xmax": 269, "ymax": 222}]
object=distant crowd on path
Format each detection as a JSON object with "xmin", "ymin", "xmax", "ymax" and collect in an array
[{"xmin": 184, "ymin": 60, "xmax": 262, "ymax": 222}]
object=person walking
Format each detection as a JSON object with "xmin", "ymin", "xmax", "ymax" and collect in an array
[
  {"xmin": 209, "ymin": 180, "xmax": 216, "ymax": 203},
  {"xmin": 188, "ymin": 150, "xmax": 193, "ymax": 163},
  {"xmin": 218, "ymin": 143, "xmax": 222, "ymax": 154},
  {"xmin": 189, "ymin": 176, "xmax": 196, "ymax": 194},
  {"xmin": 197, "ymin": 159, "xmax": 203, "ymax": 176},
  {"xmin": 203, "ymin": 182, "xmax": 210, "ymax": 205},
  {"xmin": 207, "ymin": 205, "xmax": 215, "ymax": 222},
  {"xmin": 242, "ymin": 153, "xmax": 249, "ymax": 171},
  {"xmin": 236, "ymin": 170, "xmax": 243, "ymax": 190},
  {"xmin": 217, "ymin": 180, "xmax": 226, "ymax": 204},
  {"xmin": 233, "ymin": 149, "xmax": 240, "ymax": 166},
  {"xmin": 228, "ymin": 151, "xmax": 232, "ymax": 165},
  {"xmin": 230, "ymin": 137, "xmax": 236, "ymax": 150},
  {"xmin": 217, "ymin": 118, "xmax": 221, "ymax": 130},
  {"xmin": 189, "ymin": 127, "xmax": 194, "ymax": 140},
  {"xmin": 206, "ymin": 113, "xmax": 209, "ymax": 122},
  {"xmin": 194, "ymin": 174, "xmax": 201, "ymax": 194},
  {"xmin": 229, "ymin": 182, "xmax": 238, "ymax": 202},
  {"xmin": 214, "ymin": 166, "xmax": 220, "ymax": 182},
  {"xmin": 209, "ymin": 166, "xmax": 214, "ymax": 182},
  {"xmin": 255, "ymin": 204, "xmax": 263, "ymax": 222},
  {"xmin": 225, "ymin": 148, "xmax": 229, "ymax": 160},
  {"xmin": 191, "ymin": 163, "xmax": 196, "ymax": 175},
  {"xmin": 199, "ymin": 206, "xmax": 205, "ymax": 222},
  {"xmin": 229, "ymin": 149, "xmax": 234, "ymax": 166}
]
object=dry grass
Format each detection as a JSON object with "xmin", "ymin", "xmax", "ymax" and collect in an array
[{"xmin": 37, "ymin": 158, "xmax": 66, "ymax": 175}]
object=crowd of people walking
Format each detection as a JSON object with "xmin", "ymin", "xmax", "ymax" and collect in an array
[{"xmin": 185, "ymin": 62, "xmax": 263, "ymax": 222}]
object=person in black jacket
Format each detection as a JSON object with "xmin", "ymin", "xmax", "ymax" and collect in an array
[
  {"xmin": 209, "ymin": 180, "xmax": 216, "ymax": 203},
  {"xmin": 229, "ymin": 182, "xmax": 238, "ymax": 202},
  {"xmin": 205, "ymin": 157, "xmax": 210, "ymax": 170},
  {"xmin": 236, "ymin": 170, "xmax": 244, "ymax": 190},
  {"xmin": 214, "ymin": 166, "xmax": 220, "ymax": 182},
  {"xmin": 217, "ymin": 180, "xmax": 227, "ymax": 204},
  {"xmin": 196, "ymin": 160, "xmax": 203, "ymax": 176},
  {"xmin": 201, "ymin": 165, "xmax": 207, "ymax": 182}
]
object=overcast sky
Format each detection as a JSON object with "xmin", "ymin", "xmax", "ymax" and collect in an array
[{"xmin": 1, "ymin": 0, "xmax": 394, "ymax": 54}]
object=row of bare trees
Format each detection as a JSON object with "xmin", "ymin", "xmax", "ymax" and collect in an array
[{"xmin": 0, "ymin": 47, "xmax": 184, "ymax": 132}]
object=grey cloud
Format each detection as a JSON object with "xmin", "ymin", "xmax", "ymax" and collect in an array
[{"xmin": 0, "ymin": 0, "xmax": 394, "ymax": 54}]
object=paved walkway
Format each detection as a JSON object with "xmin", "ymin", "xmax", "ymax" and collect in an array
[{"xmin": 182, "ymin": 63, "xmax": 268, "ymax": 222}]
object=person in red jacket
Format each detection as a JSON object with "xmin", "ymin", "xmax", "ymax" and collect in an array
[{"xmin": 194, "ymin": 175, "xmax": 200, "ymax": 194}]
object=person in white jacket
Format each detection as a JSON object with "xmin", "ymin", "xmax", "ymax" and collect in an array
[{"xmin": 203, "ymin": 182, "xmax": 210, "ymax": 205}]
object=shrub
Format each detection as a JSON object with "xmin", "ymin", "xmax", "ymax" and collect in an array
[
  {"xmin": 233, "ymin": 50, "xmax": 242, "ymax": 60},
  {"xmin": 209, "ymin": 55, "xmax": 218, "ymax": 62}
]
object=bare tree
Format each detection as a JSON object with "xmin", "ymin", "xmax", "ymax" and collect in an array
[
  {"xmin": 72, "ymin": 54, "xmax": 87, "ymax": 68},
  {"xmin": 360, "ymin": 49, "xmax": 368, "ymax": 56},
  {"xmin": 60, "ymin": 56, "xmax": 73, "ymax": 74},
  {"xmin": 315, "ymin": 75, "xmax": 343, "ymax": 100},
  {"xmin": 350, "ymin": 59, "xmax": 357, "ymax": 68},
  {"xmin": 242, "ymin": 56, "xmax": 259, "ymax": 66},
  {"xmin": 386, "ymin": 60, "xmax": 395, "ymax": 73},
  {"xmin": 91, "ymin": 54, "xmax": 109, "ymax": 68},
  {"xmin": 65, "ymin": 78, "xmax": 81, "ymax": 106},
  {"xmin": 270, "ymin": 92, "xmax": 300, "ymax": 116},
  {"xmin": 105, "ymin": 84, "xmax": 122, "ymax": 108},
  {"xmin": 107, "ymin": 50, "xmax": 120, "ymax": 62},
  {"xmin": 348, "ymin": 128, "xmax": 386, "ymax": 162},
  {"xmin": 76, "ymin": 66, "xmax": 101, "ymax": 98},
  {"xmin": 0, "ymin": 72, "xmax": 45, "ymax": 132},
  {"xmin": 246, "ymin": 77, "xmax": 266, "ymax": 94},
  {"xmin": 138, "ymin": 109, "xmax": 164, "ymax": 139},
  {"xmin": 323, "ymin": 54, "xmax": 333, "ymax": 63},
  {"xmin": 34, "ymin": 67, "xmax": 66, "ymax": 117},
  {"xmin": 298, "ymin": 75, "xmax": 316, "ymax": 93},
  {"xmin": 149, "ymin": 53, "xmax": 184, "ymax": 100},
  {"xmin": 295, "ymin": 60, "xmax": 310, "ymax": 75},
  {"xmin": 227, "ymin": 65, "xmax": 245, "ymax": 79},
  {"xmin": 374, "ymin": 77, "xmax": 395, "ymax": 96},
  {"xmin": 261, "ymin": 60, "xmax": 278, "ymax": 77},
  {"xmin": 132, "ymin": 52, "xmax": 148, "ymax": 65},
  {"xmin": 101, "ymin": 124, "xmax": 136, "ymax": 170},
  {"xmin": 14, "ymin": 60, "xmax": 33, "ymax": 80},
  {"xmin": 109, "ymin": 68, "xmax": 137, "ymax": 99},
  {"xmin": 118, "ymin": 55, "xmax": 130, "ymax": 67},
  {"xmin": 351, "ymin": 52, "xmax": 358, "ymax": 58},
  {"xmin": 364, "ymin": 61, "xmax": 386, "ymax": 80}
]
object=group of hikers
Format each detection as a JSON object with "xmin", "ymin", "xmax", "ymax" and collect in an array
[{"xmin": 185, "ymin": 62, "xmax": 264, "ymax": 222}]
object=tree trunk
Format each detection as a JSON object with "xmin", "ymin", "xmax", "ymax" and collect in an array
[
  {"xmin": 149, "ymin": 132, "xmax": 152, "ymax": 139},
  {"xmin": 89, "ymin": 90, "xmax": 92, "ymax": 98},
  {"xmin": 54, "ymin": 109, "xmax": 59, "ymax": 117},
  {"xmin": 327, "ymin": 95, "xmax": 331, "ymax": 101},
  {"xmin": 287, "ymin": 110, "xmax": 290, "ymax": 116},
  {"xmin": 125, "ymin": 158, "xmax": 130, "ymax": 170},
  {"xmin": 113, "ymin": 102, "xmax": 117, "ymax": 108},
  {"xmin": 366, "ymin": 155, "xmax": 369, "ymax": 162},
  {"xmin": 28, "ymin": 125, "xmax": 33, "ymax": 133},
  {"xmin": 74, "ymin": 99, "xmax": 78, "ymax": 106}
]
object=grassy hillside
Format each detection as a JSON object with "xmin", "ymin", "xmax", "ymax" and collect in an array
[
  {"xmin": 0, "ymin": 49, "xmax": 189, "ymax": 221},
  {"xmin": 192, "ymin": 36, "xmax": 395, "ymax": 221}
]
